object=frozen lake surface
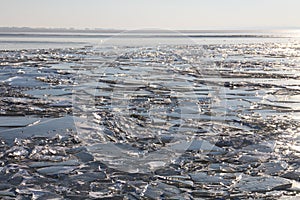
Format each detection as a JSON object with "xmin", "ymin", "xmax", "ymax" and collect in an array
[{"xmin": 0, "ymin": 30, "xmax": 300, "ymax": 199}]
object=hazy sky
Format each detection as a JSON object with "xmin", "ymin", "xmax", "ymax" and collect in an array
[{"xmin": 1, "ymin": 0, "xmax": 300, "ymax": 29}]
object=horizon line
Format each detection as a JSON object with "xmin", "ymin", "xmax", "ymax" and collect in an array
[{"xmin": 0, "ymin": 26, "xmax": 300, "ymax": 32}]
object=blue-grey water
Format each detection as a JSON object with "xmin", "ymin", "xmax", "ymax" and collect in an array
[{"xmin": 0, "ymin": 30, "xmax": 300, "ymax": 199}]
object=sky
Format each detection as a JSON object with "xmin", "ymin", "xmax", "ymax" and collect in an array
[{"xmin": 1, "ymin": 0, "xmax": 300, "ymax": 30}]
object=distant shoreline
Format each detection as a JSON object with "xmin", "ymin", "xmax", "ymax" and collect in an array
[
  {"xmin": 0, "ymin": 27, "xmax": 299, "ymax": 34},
  {"xmin": 0, "ymin": 33, "xmax": 288, "ymax": 39}
]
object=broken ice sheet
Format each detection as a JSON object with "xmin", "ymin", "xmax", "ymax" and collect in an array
[
  {"xmin": 234, "ymin": 175, "xmax": 292, "ymax": 192},
  {"xmin": 24, "ymin": 88, "xmax": 72, "ymax": 99},
  {"xmin": 168, "ymin": 139, "xmax": 225, "ymax": 154},
  {"xmin": 0, "ymin": 116, "xmax": 40, "ymax": 127},
  {"xmin": 29, "ymin": 160, "xmax": 80, "ymax": 168},
  {"xmin": 4, "ymin": 76, "xmax": 47, "ymax": 87},
  {"xmin": 189, "ymin": 172, "xmax": 232, "ymax": 185},
  {"xmin": 242, "ymin": 141, "xmax": 276, "ymax": 153},
  {"xmin": 0, "ymin": 116, "xmax": 75, "ymax": 145},
  {"xmin": 37, "ymin": 166, "xmax": 77, "ymax": 176},
  {"xmin": 257, "ymin": 161, "xmax": 288, "ymax": 175}
]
